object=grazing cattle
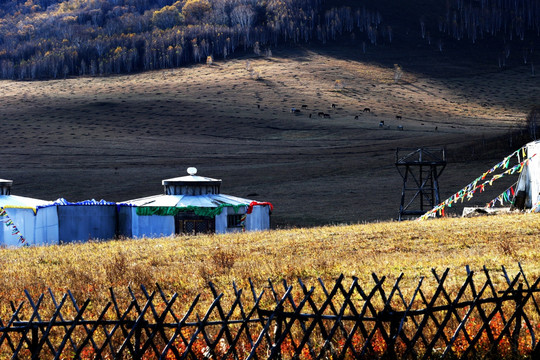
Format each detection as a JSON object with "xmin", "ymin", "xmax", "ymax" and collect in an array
[
  {"xmin": 354, "ymin": 115, "xmax": 359, "ymax": 120},
  {"xmin": 301, "ymin": 105, "xmax": 308, "ymax": 109},
  {"xmin": 323, "ymin": 113, "xmax": 331, "ymax": 118},
  {"xmin": 396, "ymin": 115, "xmax": 402, "ymax": 120},
  {"xmin": 332, "ymin": 103, "xmax": 336, "ymax": 109},
  {"xmin": 364, "ymin": 107, "xmax": 371, "ymax": 112},
  {"xmin": 318, "ymin": 112, "xmax": 325, "ymax": 117},
  {"xmin": 397, "ymin": 125, "xmax": 404, "ymax": 131},
  {"xmin": 379, "ymin": 121, "xmax": 384, "ymax": 128}
]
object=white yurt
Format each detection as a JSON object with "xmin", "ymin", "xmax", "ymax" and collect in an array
[
  {"xmin": 0, "ymin": 179, "xmax": 59, "ymax": 247},
  {"xmin": 118, "ymin": 168, "xmax": 273, "ymax": 237},
  {"xmin": 515, "ymin": 140, "xmax": 540, "ymax": 210}
]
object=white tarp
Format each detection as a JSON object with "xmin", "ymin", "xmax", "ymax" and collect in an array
[{"xmin": 516, "ymin": 140, "xmax": 540, "ymax": 209}]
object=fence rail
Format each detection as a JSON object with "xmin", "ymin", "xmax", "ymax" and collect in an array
[{"xmin": 1, "ymin": 264, "xmax": 539, "ymax": 359}]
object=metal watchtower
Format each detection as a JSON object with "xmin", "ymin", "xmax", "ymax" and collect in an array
[{"xmin": 396, "ymin": 148, "xmax": 447, "ymax": 221}]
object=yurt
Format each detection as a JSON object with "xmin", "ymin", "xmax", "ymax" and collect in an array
[
  {"xmin": 119, "ymin": 168, "xmax": 273, "ymax": 237},
  {"xmin": 54, "ymin": 198, "xmax": 118, "ymax": 243},
  {"xmin": 0, "ymin": 179, "xmax": 58, "ymax": 247},
  {"xmin": 514, "ymin": 140, "xmax": 540, "ymax": 210}
]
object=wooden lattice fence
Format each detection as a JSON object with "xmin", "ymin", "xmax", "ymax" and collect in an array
[{"xmin": 1, "ymin": 264, "xmax": 539, "ymax": 359}]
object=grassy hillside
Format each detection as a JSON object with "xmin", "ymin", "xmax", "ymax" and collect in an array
[
  {"xmin": 1, "ymin": 44, "xmax": 538, "ymax": 227},
  {"xmin": 1, "ymin": 213, "xmax": 538, "ymax": 312}
]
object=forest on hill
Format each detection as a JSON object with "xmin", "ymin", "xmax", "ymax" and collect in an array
[{"xmin": 0, "ymin": 0, "xmax": 539, "ymax": 79}]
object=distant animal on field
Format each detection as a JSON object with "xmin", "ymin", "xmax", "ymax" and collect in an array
[
  {"xmin": 364, "ymin": 107, "xmax": 371, "ymax": 112},
  {"xmin": 318, "ymin": 112, "xmax": 325, "ymax": 117},
  {"xmin": 323, "ymin": 113, "xmax": 331, "ymax": 118},
  {"xmin": 293, "ymin": 109, "xmax": 301, "ymax": 114},
  {"xmin": 332, "ymin": 103, "xmax": 336, "ymax": 109},
  {"xmin": 301, "ymin": 105, "xmax": 308, "ymax": 109},
  {"xmin": 396, "ymin": 115, "xmax": 402, "ymax": 120},
  {"xmin": 379, "ymin": 121, "xmax": 384, "ymax": 128},
  {"xmin": 354, "ymin": 115, "xmax": 359, "ymax": 120}
]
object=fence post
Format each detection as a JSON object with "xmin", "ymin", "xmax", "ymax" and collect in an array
[
  {"xmin": 512, "ymin": 283, "xmax": 523, "ymax": 358},
  {"xmin": 274, "ymin": 304, "xmax": 283, "ymax": 360},
  {"xmin": 134, "ymin": 320, "xmax": 142, "ymax": 360},
  {"xmin": 390, "ymin": 313, "xmax": 400, "ymax": 359},
  {"xmin": 381, "ymin": 307, "xmax": 400, "ymax": 360},
  {"xmin": 30, "ymin": 325, "xmax": 39, "ymax": 360}
]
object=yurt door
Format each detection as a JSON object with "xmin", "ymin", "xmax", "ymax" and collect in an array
[{"xmin": 175, "ymin": 213, "xmax": 215, "ymax": 235}]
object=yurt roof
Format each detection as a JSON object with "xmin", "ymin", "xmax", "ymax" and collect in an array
[
  {"xmin": 123, "ymin": 193, "xmax": 253, "ymax": 208},
  {"xmin": 162, "ymin": 167, "xmax": 221, "ymax": 185},
  {"xmin": 162, "ymin": 174, "xmax": 221, "ymax": 184},
  {"xmin": 0, "ymin": 194, "xmax": 53, "ymax": 209}
]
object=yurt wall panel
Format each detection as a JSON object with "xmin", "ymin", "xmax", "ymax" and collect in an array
[
  {"xmin": 215, "ymin": 210, "xmax": 227, "ymax": 234},
  {"xmin": 132, "ymin": 211, "xmax": 174, "ymax": 238},
  {"xmin": 34, "ymin": 206, "xmax": 59, "ymax": 246},
  {"xmin": 246, "ymin": 205, "xmax": 271, "ymax": 231},
  {"xmin": 117, "ymin": 206, "xmax": 133, "ymax": 238},
  {"xmin": 0, "ymin": 208, "xmax": 36, "ymax": 246},
  {"xmin": 58, "ymin": 205, "xmax": 117, "ymax": 243}
]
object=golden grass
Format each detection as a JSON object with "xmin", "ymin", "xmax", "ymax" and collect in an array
[{"xmin": 0, "ymin": 212, "xmax": 538, "ymax": 313}]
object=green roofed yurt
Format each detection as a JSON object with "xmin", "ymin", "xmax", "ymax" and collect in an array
[
  {"xmin": 118, "ymin": 168, "xmax": 273, "ymax": 237},
  {"xmin": 0, "ymin": 179, "xmax": 58, "ymax": 247}
]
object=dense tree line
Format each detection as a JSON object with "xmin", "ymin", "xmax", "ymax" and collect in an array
[
  {"xmin": 441, "ymin": 0, "xmax": 539, "ymax": 42},
  {"xmin": 0, "ymin": 0, "xmax": 384, "ymax": 79},
  {"xmin": 429, "ymin": 0, "xmax": 540, "ymax": 67},
  {"xmin": 2, "ymin": 0, "xmax": 538, "ymax": 80}
]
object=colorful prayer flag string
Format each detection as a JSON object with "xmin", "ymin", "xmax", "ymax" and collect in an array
[
  {"xmin": 240, "ymin": 214, "xmax": 247, "ymax": 232},
  {"xmin": 0, "ymin": 206, "xmax": 26, "ymax": 243},
  {"xmin": 418, "ymin": 148, "xmax": 534, "ymax": 221},
  {"xmin": 486, "ymin": 182, "xmax": 517, "ymax": 208},
  {"xmin": 528, "ymin": 200, "xmax": 540, "ymax": 213}
]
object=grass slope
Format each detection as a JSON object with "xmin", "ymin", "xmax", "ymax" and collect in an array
[{"xmin": 1, "ymin": 213, "xmax": 538, "ymax": 311}]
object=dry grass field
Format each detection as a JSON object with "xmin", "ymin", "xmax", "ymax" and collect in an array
[
  {"xmin": 0, "ymin": 212, "xmax": 538, "ymax": 311},
  {"xmin": 0, "ymin": 213, "xmax": 538, "ymax": 358},
  {"xmin": 0, "ymin": 43, "xmax": 538, "ymax": 226}
]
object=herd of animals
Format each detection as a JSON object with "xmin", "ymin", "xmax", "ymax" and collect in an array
[{"xmin": 288, "ymin": 103, "xmax": 410, "ymax": 131}]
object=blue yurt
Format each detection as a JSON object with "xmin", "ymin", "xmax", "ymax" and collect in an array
[
  {"xmin": 0, "ymin": 179, "xmax": 58, "ymax": 247},
  {"xmin": 53, "ymin": 198, "xmax": 118, "ymax": 243},
  {"xmin": 119, "ymin": 168, "xmax": 273, "ymax": 237}
]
